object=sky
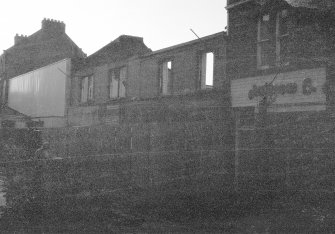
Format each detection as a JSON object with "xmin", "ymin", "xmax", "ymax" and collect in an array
[{"xmin": 0, "ymin": 0, "xmax": 227, "ymax": 56}]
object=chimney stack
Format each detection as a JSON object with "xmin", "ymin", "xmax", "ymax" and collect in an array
[
  {"xmin": 41, "ymin": 18, "xmax": 65, "ymax": 34},
  {"xmin": 14, "ymin": 34, "xmax": 28, "ymax": 46}
]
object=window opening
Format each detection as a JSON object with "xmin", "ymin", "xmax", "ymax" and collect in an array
[
  {"xmin": 257, "ymin": 14, "xmax": 273, "ymax": 69},
  {"xmin": 200, "ymin": 52, "xmax": 214, "ymax": 89},
  {"xmin": 80, "ymin": 76, "xmax": 94, "ymax": 103},
  {"xmin": 81, "ymin": 77, "xmax": 88, "ymax": 103},
  {"xmin": 109, "ymin": 67, "xmax": 127, "ymax": 99},
  {"xmin": 88, "ymin": 76, "xmax": 94, "ymax": 100},
  {"xmin": 257, "ymin": 9, "xmax": 289, "ymax": 69},
  {"xmin": 276, "ymin": 9, "xmax": 289, "ymax": 66},
  {"xmin": 160, "ymin": 61, "xmax": 172, "ymax": 95}
]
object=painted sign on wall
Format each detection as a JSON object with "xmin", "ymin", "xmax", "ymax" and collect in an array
[{"xmin": 231, "ymin": 68, "xmax": 326, "ymax": 112}]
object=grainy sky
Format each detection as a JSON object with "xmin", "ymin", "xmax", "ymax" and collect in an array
[{"xmin": 0, "ymin": 0, "xmax": 227, "ymax": 56}]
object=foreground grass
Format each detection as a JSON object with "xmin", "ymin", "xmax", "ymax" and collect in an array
[{"xmin": 1, "ymin": 188, "xmax": 335, "ymax": 233}]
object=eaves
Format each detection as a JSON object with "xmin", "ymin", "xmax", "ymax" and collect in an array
[
  {"xmin": 226, "ymin": 0, "xmax": 253, "ymax": 9},
  {"xmin": 141, "ymin": 31, "xmax": 226, "ymax": 59}
]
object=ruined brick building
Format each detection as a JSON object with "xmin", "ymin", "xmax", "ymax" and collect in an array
[
  {"xmin": 227, "ymin": 0, "xmax": 335, "ymax": 189},
  {"xmin": 2, "ymin": 0, "xmax": 335, "ymax": 190},
  {"xmin": 54, "ymin": 31, "xmax": 232, "ymax": 185},
  {"xmin": 58, "ymin": 32, "xmax": 232, "ymax": 172},
  {"xmin": 0, "ymin": 19, "xmax": 232, "ymax": 185}
]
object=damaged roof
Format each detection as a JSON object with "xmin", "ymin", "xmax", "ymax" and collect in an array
[{"xmin": 83, "ymin": 35, "xmax": 151, "ymax": 68}]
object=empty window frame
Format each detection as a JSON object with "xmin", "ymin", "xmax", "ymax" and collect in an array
[
  {"xmin": 276, "ymin": 9, "xmax": 289, "ymax": 66},
  {"xmin": 109, "ymin": 67, "xmax": 127, "ymax": 99},
  {"xmin": 257, "ymin": 9, "xmax": 289, "ymax": 69},
  {"xmin": 80, "ymin": 75, "xmax": 94, "ymax": 103},
  {"xmin": 199, "ymin": 52, "xmax": 214, "ymax": 89},
  {"xmin": 257, "ymin": 14, "xmax": 273, "ymax": 69},
  {"xmin": 160, "ymin": 61, "xmax": 172, "ymax": 95}
]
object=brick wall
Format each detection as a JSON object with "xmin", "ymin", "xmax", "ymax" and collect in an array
[
  {"xmin": 227, "ymin": 1, "xmax": 260, "ymax": 80},
  {"xmin": 68, "ymin": 32, "xmax": 228, "ymax": 127},
  {"xmin": 42, "ymin": 103, "xmax": 234, "ymax": 187},
  {"xmin": 227, "ymin": 0, "xmax": 335, "ymax": 80},
  {"xmin": 138, "ymin": 33, "xmax": 227, "ymax": 97},
  {"xmin": 126, "ymin": 57, "xmax": 142, "ymax": 98},
  {"xmin": 228, "ymin": 0, "xmax": 335, "ymax": 190},
  {"xmin": 71, "ymin": 32, "xmax": 227, "ymax": 107}
]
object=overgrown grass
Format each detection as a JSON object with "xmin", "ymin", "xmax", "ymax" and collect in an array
[
  {"xmin": 2, "ymin": 156, "xmax": 335, "ymax": 233},
  {"xmin": 2, "ymin": 186, "xmax": 335, "ymax": 232}
]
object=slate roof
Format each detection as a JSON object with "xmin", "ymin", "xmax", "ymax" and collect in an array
[
  {"xmin": 5, "ymin": 26, "xmax": 85, "ymax": 58},
  {"xmin": 1, "ymin": 19, "xmax": 86, "ymax": 79}
]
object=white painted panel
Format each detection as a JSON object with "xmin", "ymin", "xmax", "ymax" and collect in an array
[
  {"xmin": 231, "ymin": 68, "xmax": 326, "ymax": 112},
  {"xmin": 8, "ymin": 59, "xmax": 70, "ymax": 117}
]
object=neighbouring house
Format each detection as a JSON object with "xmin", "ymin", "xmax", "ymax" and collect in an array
[
  {"xmin": 0, "ymin": 18, "xmax": 86, "ymax": 130},
  {"xmin": 0, "ymin": 18, "xmax": 86, "ymax": 107},
  {"xmin": 0, "ymin": 19, "xmax": 86, "ymax": 156},
  {"xmin": 226, "ymin": 0, "xmax": 335, "ymax": 190}
]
